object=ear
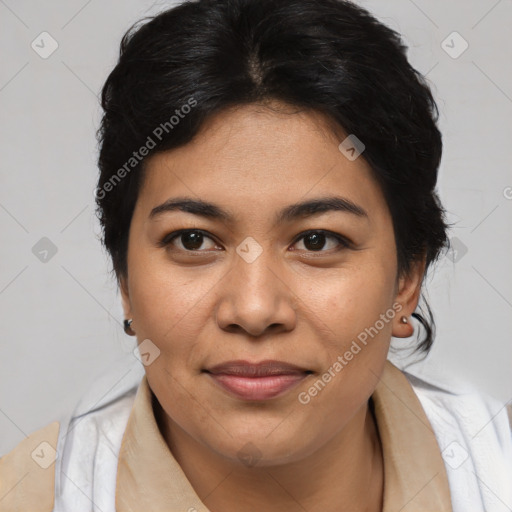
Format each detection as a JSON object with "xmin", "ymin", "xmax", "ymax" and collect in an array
[
  {"xmin": 392, "ymin": 255, "xmax": 426, "ymax": 338},
  {"xmin": 119, "ymin": 275, "xmax": 133, "ymax": 320}
]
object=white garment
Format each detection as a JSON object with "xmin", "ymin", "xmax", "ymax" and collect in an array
[
  {"xmin": 53, "ymin": 355, "xmax": 144, "ymax": 512},
  {"xmin": 405, "ymin": 371, "xmax": 512, "ymax": 512},
  {"xmin": 51, "ymin": 354, "xmax": 512, "ymax": 512}
]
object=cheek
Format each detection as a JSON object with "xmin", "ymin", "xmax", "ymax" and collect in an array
[
  {"xmin": 303, "ymin": 261, "xmax": 397, "ymax": 347},
  {"xmin": 295, "ymin": 268, "xmax": 395, "ymax": 430},
  {"xmin": 127, "ymin": 252, "xmax": 219, "ymax": 356}
]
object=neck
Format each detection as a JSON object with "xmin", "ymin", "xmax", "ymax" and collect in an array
[{"xmin": 154, "ymin": 397, "xmax": 384, "ymax": 512}]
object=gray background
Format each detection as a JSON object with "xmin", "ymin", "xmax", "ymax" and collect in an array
[{"xmin": 1, "ymin": 0, "xmax": 511, "ymax": 456}]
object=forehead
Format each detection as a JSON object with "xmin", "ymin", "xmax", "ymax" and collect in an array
[{"xmin": 137, "ymin": 102, "xmax": 388, "ymax": 222}]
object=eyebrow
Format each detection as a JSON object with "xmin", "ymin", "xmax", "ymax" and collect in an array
[{"xmin": 149, "ymin": 195, "xmax": 368, "ymax": 225}]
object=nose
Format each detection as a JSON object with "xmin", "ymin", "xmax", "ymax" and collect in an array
[{"xmin": 215, "ymin": 251, "xmax": 298, "ymax": 338}]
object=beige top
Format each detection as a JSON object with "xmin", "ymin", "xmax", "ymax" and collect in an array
[{"xmin": 0, "ymin": 360, "xmax": 454, "ymax": 511}]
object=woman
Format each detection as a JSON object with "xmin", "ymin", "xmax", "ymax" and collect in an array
[{"xmin": 1, "ymin": 0, "xmax": 511, "ymax": 510}]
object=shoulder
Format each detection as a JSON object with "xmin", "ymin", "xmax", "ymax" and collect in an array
[
  {"xmin": 402, "ymin": 365, "xmax": 512, "ymax": 448},
  {"xmin": 401, "ymin": 365, "xmax": 512, "ymax": 510},
  {"xmin": 0, "ymin": 354, "xmax": 144, "ymax": 512},
  {"xmin": 0, "ymin": 421, "xmax": 59, "ymax": 512},
  {"xmin": 403, "ymin": 366, "xmax": 512, "ymax": 439}
]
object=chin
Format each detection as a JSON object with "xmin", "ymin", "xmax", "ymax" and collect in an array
[{"xmin": 204, "ymin": 423, "xmax": 313, "ymax": 468}]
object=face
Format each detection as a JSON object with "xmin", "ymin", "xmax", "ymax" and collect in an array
[{"xmin": 121, "ymin": 101, "xmax": 423, "ymax": 466}]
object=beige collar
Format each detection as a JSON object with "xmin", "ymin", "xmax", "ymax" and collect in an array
[
  {"xmin": 116, "ymin": 359, "xmax": 452, "ymax": 511},
  {"xmin": 370, "ymin": 361, "xmax": 452, "ymax": 511}
]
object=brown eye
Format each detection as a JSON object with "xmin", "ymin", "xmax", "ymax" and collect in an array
[
  {"xmin": 292, "ymin": 230, "xmax": 350, "ymax": 252},
  {"xmin": 303, "ymin": 232, "xmax": 327, "ymax": 251},
  {"xmin": 162, "ymin": 229, "xmax": 219, "ymax": 252},
  {"xmin": 181, "ymin": 231, "xmax": 204, "ymax": 250}
]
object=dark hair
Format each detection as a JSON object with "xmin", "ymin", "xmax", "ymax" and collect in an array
[{"xmin": 95, "ymin": 0, "xmax": 449, "ymax": 357}]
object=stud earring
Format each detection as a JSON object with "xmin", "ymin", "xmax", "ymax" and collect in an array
[
  {"xmin": 400, "ymin": 315, "xmax": 408, "ymax": 324},
  {"xmin": 124, "ymin": 318, "xmax": 136, "ymax": 336}
]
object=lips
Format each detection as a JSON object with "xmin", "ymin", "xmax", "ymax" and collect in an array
[{"xmin": 204, "ymin": 360, "xmax": 312, "ymax": 400}]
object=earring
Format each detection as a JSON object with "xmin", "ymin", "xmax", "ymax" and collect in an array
[
  {"xmin": 124, "ymin": 318, "xmax": 136, "ymax": 336},
  {"xmin": 400, "ymin": 316, "xmax": 408, "ymax": 324}
]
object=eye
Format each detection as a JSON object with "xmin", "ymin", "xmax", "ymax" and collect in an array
[
  {"xmin": 291, "ymin": 230, "xmax": 350, "ymax": 252},
  {"xmin": 160, "ymin": 229, "xmax": 221, "ymax": 252},
  {"xmin": 160, "ymin": 228, "xmax": 351, "ymax": 254}
]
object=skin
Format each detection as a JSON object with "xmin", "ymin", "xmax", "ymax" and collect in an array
[{"xmin": 120, "ymin": 100, "xmax": 425, "ymax": 512}]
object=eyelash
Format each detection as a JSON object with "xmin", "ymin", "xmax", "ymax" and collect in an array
[{"xmin": 159, "ymin": 229, "xmax": 352, "ymax": 253}]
